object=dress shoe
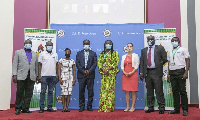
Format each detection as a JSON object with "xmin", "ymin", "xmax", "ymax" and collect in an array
[
  {"xmin": 145, "ymin": 109, "xmax": 154, "ymax": 113},
  {"xmin": 47, "ymin": 108, "xmax": 56, "ymax": 112},
  {"xmin": 39, "ymin": 109, "xmax": 44, "ymax": 113},
  {"xmin": 22, "ymin": 109, "xmax": 32, "ymax": 113},
  {"xmin": 159, "ymin": 110, "xmax": 164, "ymax": 114},
  {"xmin": 15, "ymin": 110, "xmax": 21, "ymax": 115},
  {"xmin": 183, "ymin": 111, "xmax": 188, "ymax": 116},
  {"xmin": 87, "ymin": 108, "xmax": 93, "ymax": 111},
  {"xmin": 168, "ymin": 110, "xmax": 180, "ymax": 114},
  {"xmin": 79, "ymin": 108, "xmax": 84, "ymax": 112}
]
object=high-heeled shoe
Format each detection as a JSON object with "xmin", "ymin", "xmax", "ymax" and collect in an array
[
  {"xmin": 129, "ymin": 108, "xmax": 135, "ymax": 112},
  {"xmin": 124, "ymin": 108, "xmax": 130, "ymax": 112}
]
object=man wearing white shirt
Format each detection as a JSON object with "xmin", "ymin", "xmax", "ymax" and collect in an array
[
  {"xmin": 38, "ymin": 41, "xmax": 58, "ymax": 113},
  {"xmin": 167, "ymin": 37, "xmax": 190, "ymax": 116}
]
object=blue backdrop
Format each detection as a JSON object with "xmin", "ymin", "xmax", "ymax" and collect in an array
[{"xmin": 50, "ymin": 23, "xmax": 164, "ymax": 109}]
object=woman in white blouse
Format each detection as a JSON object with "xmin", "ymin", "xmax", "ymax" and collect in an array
[{"xmin": 121, "ymin": 43, "xmax": 139, "ymax": 112}]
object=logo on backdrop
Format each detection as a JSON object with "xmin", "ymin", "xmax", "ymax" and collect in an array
[
  {"xmin": 57, "ymin": 29, "xmax": 65, "ymax": 38},
  {"xmin": 103, "ymin": 29, "xmax": 111, "ymax": 37},
  {"xmin": 123, "ymin": 45, "xmax": 128, "ymax": 53}
]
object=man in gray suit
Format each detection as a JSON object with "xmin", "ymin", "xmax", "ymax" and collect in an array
[
  {"xmin": 139, "ymin": 35, "xmax": 167, "ymax": 114},
  {"xmin": 12, "ymin": 39, "xmax": 38, "ymax": 115}
]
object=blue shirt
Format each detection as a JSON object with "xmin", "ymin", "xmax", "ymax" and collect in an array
[{"xmin": 147, "ymin": 45, "xmax": 156, "ymax": 68}]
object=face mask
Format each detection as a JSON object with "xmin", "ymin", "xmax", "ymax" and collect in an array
[
  {"xmin": 24, "ymin": 44, "xmax": 32, "ymax": 49},
  {"xmin": 46, "ymin": 46, "xmax": 53, "ymax": 51},
  {"xmin": 65, "ymin": 54, "xmax": 70, "ymax": 58},
  {"xmin": 105, "ymin": 44, "xmax": 112, "ymax": 49},
  {"xmin": 83, "ymin": 45, "xmax": 90, "ymax": 50},
  {"xmin": 172, "ymin": 41, "xmax": 179, "ymax": 48},
  {"xmin": 147, "ymin": 40, "xmax": 155, "ymax": 46}
]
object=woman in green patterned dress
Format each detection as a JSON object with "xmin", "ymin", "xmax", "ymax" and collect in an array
[{"xmin": 98, "ymin": 40, "xmax": 119, "ymax": 112}]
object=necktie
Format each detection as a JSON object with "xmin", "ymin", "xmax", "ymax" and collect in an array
[{"xmin": 148, "ymin": 47, "xmax": 152, "ymax": 66}]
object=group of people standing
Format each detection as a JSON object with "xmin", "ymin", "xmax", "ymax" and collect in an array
[{"xmin": 12, "ymin": 35, "xmax": 190, "ymax": 116}]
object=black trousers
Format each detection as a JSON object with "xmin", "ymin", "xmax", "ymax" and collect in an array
[
  {"xmin": 78, "ymin": 77, "xmax": 94, "ymax": 109},
  {"xmin": 146, "ymin": 69, "xmax": 165, "ymax": 110},
  {"xmin": 170, "ymin": 68, "xmax": 188, "ymax": 112},
  {"xmin": 15, "ymin": 72, "xmax": 35, "ymax": 110}
]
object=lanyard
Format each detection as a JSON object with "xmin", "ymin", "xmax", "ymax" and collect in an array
[
  {"xmin": 84, "ymin": 51, "xmax": 89, "ymax": 57},
  {"xmin": 172, "ymin": 46, "xmax": 180, "ymax": 62},
  {"xmin": 103, "ymin": 50, "xmax": 111, "ymax": 59}
]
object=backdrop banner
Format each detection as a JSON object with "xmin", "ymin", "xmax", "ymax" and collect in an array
[
  {"xmin": 50, "ymin": 23, "xmax": 164, "ymax": 109},
  {"xmin": 24, "ymin": 28, "xmax": 57, "ymax": 110},
  {"xmin": 144, "ymin": 28, "xmax": 176, "ymax": 110}
]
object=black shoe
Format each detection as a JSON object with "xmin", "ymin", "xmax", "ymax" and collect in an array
[
  {"xmin": 15, "ymin": 110, "xmax": 21, "ymax": 115},
  {"xmin": 159, "ymin": 110, "xmax": 164, "ymax": 114},
  {"xmin": 47, "ymin": 108, "xmax": 56, "ymax": 112},
  {"xmin": 22, "ymin": 109, "xmax": 32, "ymax": 113},
  {"xmin": 183, "ymin": 111, "xmax": 188, "ymax": 116},
  {"xmin": 79, "ymin": 108, "xmax": 84, "ymax": 112},
  {"xmin": 145, "ymin": 109, "xmax": 154, "ymax": 113},
  {"xmin": 39, "ymin": 109, "xmax": 44, "ymax": 113},
  {"xmin": 87, "ymin": 108, "xmax": 93, "ymax": 111},
  {"xmin": 65, "ymin": 109, "xmax": 70, "ymax": 112},
  {"xmin": 168, "ymin": 110, "xmax": 180, "ymax": 114}
]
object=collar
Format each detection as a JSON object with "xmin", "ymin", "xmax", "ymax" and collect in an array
[
  {"xmin": 148, "ymin": 44, "xmax": 155, "ymax": 48},
  {"xmin": 84, "ymin": 50, "xmax": 89, "ymax": 53},
  {"xmin": 24, "ymin": 48, "xmax": 32, "ymax": 52},
  {"xmin": 44, "ymin": 50, "xmax": 53, "ymax": 55},
  {"xmin": 173, "ymin": 46, "xmax": 180, "ymax": 50}
]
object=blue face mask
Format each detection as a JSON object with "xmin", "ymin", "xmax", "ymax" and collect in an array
[
  {"xmin": 46, "ymin": 46, "xmax": 53, "ymax": 51},
  {"xmin": 172, "ymin": 41, "xmax": 179, "ymax": 48},
  {"xmin": 24, "ymin": 44, "xmax": 32, "ymax": 49},
  {"xmin": 83, "ymin": 45, "xmax": 90, "ymax": 50},
  {"xmin": 105, "ymin": 44, "xmax": 112, "ymax": 49},
  {"xmin": 147, "ymin": 40, "xmax": 155, "ymax": 46}
]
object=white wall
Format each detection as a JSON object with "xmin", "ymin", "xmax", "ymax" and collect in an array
[
  {"xmin": 180, "ymin": 0, "xmax": 190, "ymax": 103},
  {"xmin": 50, "ymin": 0, "xmax": 145, "ymax": 24},
  {"xmin": 0, "ymin": 0, "xmax": 14, "ymax": 110},
  {"xmin": 195, "ymin": 0, "xmax": 200, "ymax": 108}
]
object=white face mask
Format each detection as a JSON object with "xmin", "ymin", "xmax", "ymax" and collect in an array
[
  {"xmin": 171, "ymin": 41, "xmax": 179, "ymax": 47},
  {"xmin": 105, "ymin": 44, "xmax": 112, "ymax": 49},
  {"xmin": 83, "ymin": 45, "xmax": 90, "ymax": 50}
]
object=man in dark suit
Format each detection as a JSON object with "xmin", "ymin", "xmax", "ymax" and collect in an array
[
  {"xmin": 139, "ymin": 35, "xmax": 167, "ymax": 114},
  {"xmin": 12, "ymin": 39, "xmax": 38, "ymax": 115},
  {"xmin": 76, "ymin": 39, "xmax": 97, "ymax": 112}
]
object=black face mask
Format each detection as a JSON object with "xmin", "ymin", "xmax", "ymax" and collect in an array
[{"xmin": 65, "ymin": 54, "xmax": 70, "ymax": 58}]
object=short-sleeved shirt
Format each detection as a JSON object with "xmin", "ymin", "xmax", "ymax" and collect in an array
[
  {"xmin": 167, "ymin": 46, "xmax": 190, "ymax": 70},
  {"xmin": 38, "ymin": 51, "xmax": 58, "ymax": 76}
]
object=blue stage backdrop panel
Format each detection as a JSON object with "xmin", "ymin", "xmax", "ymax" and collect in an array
[{"xmin": 50, "ymin": 23, "xmax": 164, "ymax": 109}]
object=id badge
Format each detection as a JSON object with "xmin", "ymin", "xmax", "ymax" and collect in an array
[{"xmin": 171, "ymin": 62, "xmax": 175, "ymax": 66}]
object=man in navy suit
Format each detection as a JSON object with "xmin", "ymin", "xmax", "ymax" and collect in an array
[{"xmin": 76, "ymin": 39, "xmax": 97, "ymax": 112}]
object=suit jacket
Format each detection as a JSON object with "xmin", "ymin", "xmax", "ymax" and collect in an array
[
  {"xmin": 139, "ymin": 45, "xmax": 167, "ymax": 77},
  {"xmin": 12, "ymin": 49, "xmax": 38, "ymax": 81},
  {"xmin": 76, "ymin": 50, "xmax": 97, "ymax": 79}
]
